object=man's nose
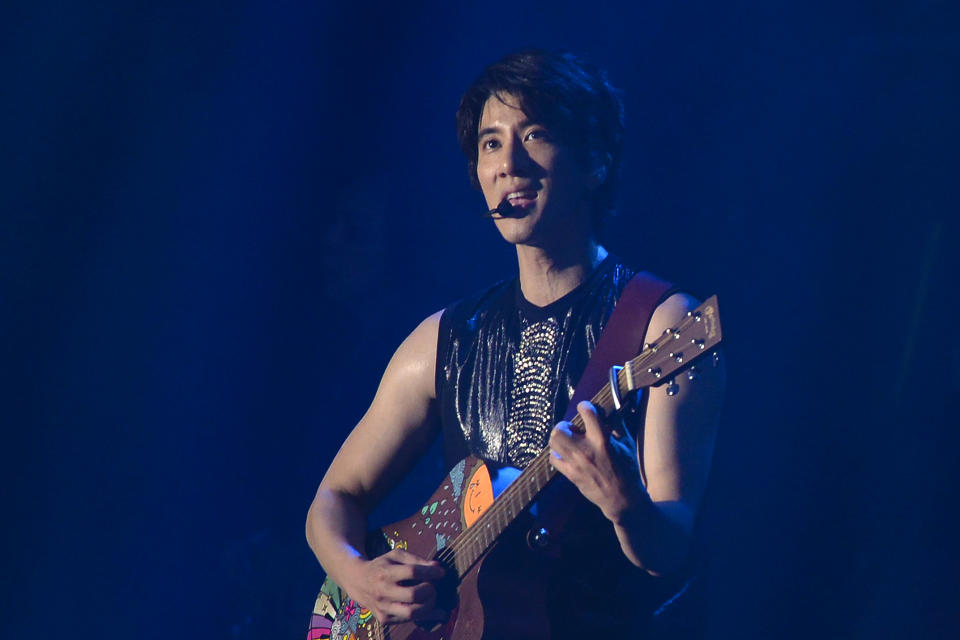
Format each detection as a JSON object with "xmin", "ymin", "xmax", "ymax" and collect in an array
[{"xmin": 499, "ymin": 138, "xmax": 532, "ymax": 176}]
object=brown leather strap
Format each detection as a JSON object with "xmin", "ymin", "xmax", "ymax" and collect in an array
[
  {"xmin": 532, "ymin": 271, "xmax": 677, "ymax": 551},
  {"xmin": 563, "ymin": 271, "xmax": 677, "ymax": 421}
]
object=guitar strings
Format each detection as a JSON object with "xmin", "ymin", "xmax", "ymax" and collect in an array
[
  {"xmin": 437, "ymin": 447, "xmax": 554, "ymax": 565},
  {"xmin": 431, "ymin": 376, "xmax": 618, "ymax": 569},
  {"xmin": 432, "ymin": 385, "xmax": 600, "ymax": 567},
  {"xmin": 436, "ymin": 347, "xmax": 654, "ymax": 566}
]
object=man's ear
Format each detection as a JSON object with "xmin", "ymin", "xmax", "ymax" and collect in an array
[{"xmin": 586, "ymin": 151, "xmax": 611, "ymax": 190}]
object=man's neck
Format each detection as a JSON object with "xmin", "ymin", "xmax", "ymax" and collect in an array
[{"xmin": 515, "ymin": 240, "xmax": 608, "ymax": 307}]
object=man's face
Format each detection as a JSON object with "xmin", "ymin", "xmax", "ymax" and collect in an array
[{"xmin": 476, "ymin": 93, "xmax": 593, "ymax": 247}]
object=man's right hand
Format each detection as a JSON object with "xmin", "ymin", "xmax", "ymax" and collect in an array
[
  {"xmin": 305, "ymin": 312, "xmax": 447, "ymax": 625},
  {"xmin": 345, "ymin": 548, "xmax": 447, "ymax": 625}
]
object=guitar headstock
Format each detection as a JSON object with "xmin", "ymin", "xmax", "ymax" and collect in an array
[{"xmin": 623, "ymin": 295, "xmax": 722, "ymax": 392}]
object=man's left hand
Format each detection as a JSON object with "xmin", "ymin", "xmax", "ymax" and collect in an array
[{"xmin": 548, "ymin": 400, "xmax": 646, "ymax": 524}]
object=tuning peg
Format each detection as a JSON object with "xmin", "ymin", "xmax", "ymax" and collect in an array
[
  {"xmin": 712, "ymin": 351, "xmax": 720, "ymax": 367},
  {"xmin": 666, "ymin": 378, "xmax": 680, "ymax": 396},
  {"xmin": 687, "ymin": 365, "xmax": 698, "ymax": 381},
  {"xmin": 670, "ymin": 351, "xmax": 684, "ymax": 364},
  {"xmin": 691, "ymin": 338, "xmax": 705, "ymax": 350},
  {"xmin": 647, "ymin": 367, "xmax": 662, "ymax": 379},
  {"xmin": 686, "ymin": 310, "xmax": 702, "ymax": 322}
]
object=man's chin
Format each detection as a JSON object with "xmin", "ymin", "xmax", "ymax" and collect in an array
[{"xmin": 493, "ymin": 218, "xmax": 537, "ymax": 246}]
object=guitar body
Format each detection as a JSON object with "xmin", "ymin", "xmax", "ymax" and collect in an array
[
  {"xmin": 386, "ymin": 546, "xmax": 551, "ymax": 640},
  {"xmin": 308, "ymin": 456, "xmax": 552, "ymax": 640}
]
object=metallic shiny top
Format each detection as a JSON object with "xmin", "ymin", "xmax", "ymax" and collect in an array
[{"xmin": 436, "ymin": 256, "xmax": 636, "ymax": 468}]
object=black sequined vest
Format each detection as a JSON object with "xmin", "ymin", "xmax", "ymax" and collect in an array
[{"xmin": 435, "ymin": 256, "xmax": 637, "ymax": 468}]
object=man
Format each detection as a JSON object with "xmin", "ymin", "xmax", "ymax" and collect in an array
[{"xmin": 306, "ymin": 50, "xmax": 725, "ymax": 636}]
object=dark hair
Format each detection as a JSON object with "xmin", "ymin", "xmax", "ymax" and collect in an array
[{"xmin": 456, "ymin": 50, "xmax": 625, "ymax": 228}]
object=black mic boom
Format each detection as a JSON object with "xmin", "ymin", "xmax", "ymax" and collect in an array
[{"xmin": 482, "ymin": 200, "xmax": 516, "ymax": 219}]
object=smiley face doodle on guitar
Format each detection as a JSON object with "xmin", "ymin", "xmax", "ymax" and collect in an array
[{"xmin": 462, "ymin": 462, "xmax": 494, "ymax": 529}]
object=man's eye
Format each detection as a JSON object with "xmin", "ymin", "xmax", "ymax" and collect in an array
[
  {"xmin": 526, "ymin": 129, "xmax": 549, "ymax": 141},
  {"xmin": 481, "ymin": 138, "xmax": 500, "ymax": 151}
]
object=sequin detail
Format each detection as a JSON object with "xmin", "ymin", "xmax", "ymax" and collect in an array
[
  {"xmin": 505, "ymin": 318, "xmax": 560, "ymax": 467},
  {"xmin": 437, "ymin": 258, "xmax": 637, "ymax": 468}
]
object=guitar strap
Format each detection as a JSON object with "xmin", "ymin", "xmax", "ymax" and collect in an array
[
  {"xmin": 531, "ymin": 270, "xmax": 677, "ymax": 547},
  {"xmin": 563, "ymin": 270, "xmax": 677, "ymax": 422}
]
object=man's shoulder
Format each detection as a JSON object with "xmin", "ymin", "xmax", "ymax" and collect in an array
[
  {"xmin": 440, "ymin": 277, "xmax": 516, "ymax": 330},
  {"xmin": 604, "ymin": 255, "xmax": 663, "ymax": 287},
  {"xmin": 600, "ymin": 255, "xmax": 676, "ymax": 306}
]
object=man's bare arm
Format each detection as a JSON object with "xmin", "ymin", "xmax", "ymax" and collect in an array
[
  {"xmin": 305, "ymin": 311, "xmax": 447, "ymax": 623},
  {"xmin": 621, "ymin": 293, "xmax": 725, "ymax": 572},
  {"xmin": 550, "ymin": 293, "xmax": 725, "ymax": 574}
]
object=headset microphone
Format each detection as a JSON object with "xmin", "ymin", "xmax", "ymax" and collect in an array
[{"xmin": 482, "ymin": 200, "xmax": 517, "ymax": 219}]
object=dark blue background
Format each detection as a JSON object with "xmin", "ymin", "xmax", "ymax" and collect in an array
[{"xmin": 3, "ymin": 1, "xmax": 957, "ymax": 638}]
